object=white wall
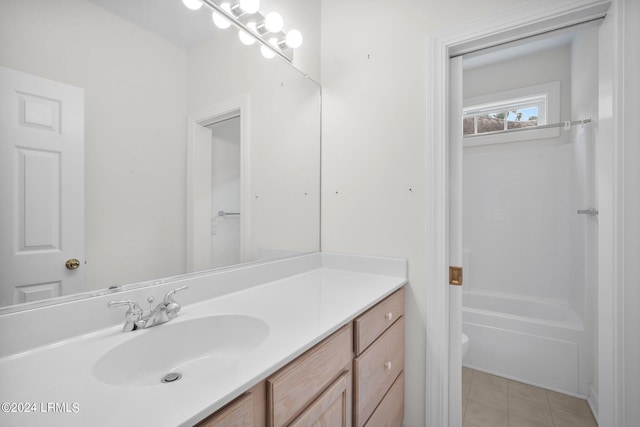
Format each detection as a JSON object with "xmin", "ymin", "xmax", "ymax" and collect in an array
[
  {"xmin": 0, "ymin": 0, "xmax": 188, "ymax": 290},
  {"xmin": 320, "ymin": 1, "xmax": 528, "ymax": 425},
  {"xmin": 462, "ymin": 44, "xmax": 576, "ymax": 305}
]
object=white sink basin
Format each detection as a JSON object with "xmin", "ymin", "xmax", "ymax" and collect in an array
[{"xmin": 93, "ymin": 314, "xmax": 269, "ymax": 387}]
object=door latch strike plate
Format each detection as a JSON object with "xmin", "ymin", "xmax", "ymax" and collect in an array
[{"xmin": 449, "ymin": 266, "xmax": 463, "ymax": 286}]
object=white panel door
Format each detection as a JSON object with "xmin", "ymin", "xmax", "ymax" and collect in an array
[{"xmin": 0, "ymin": 66, "xmax": 84, "ymax": 306}]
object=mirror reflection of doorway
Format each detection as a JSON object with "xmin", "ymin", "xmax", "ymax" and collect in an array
[
  {"xmin": 207, "ymin": 116, "xmax": 241, "ymax": 268},
  {"xmin": 186, "ymin": 101, "xmax": 249, "ymax": 274}
]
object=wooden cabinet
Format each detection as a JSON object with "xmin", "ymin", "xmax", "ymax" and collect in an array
[
  {"xmin": 198, "ymin": 288, "xmax": 404, "ymax": 427},
  {"xmin": 354, "ymin": 288, "xmax": 404, "ymax": 355},
  {"xmin": 196, "ymin": 382, "xmax": 265, "ymax": 427},
  {"xmin": 289, "ymin": 371, "xmax": 352, "ymax": 427},
  {"xmin": 363, "ymin": 372, "xmax": 404, "ymax": 427},
  {"xmin": 354, "ymin": 289, "xmax": 405, "ymax": 427},
  {"xmin": 267, "ymin": 324, "xmax": 352, "ymax": 427}
]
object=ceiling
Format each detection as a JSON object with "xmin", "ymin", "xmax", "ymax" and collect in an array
[{"xmin": 89, "ymin": 0, "xmax": 219, "ymax": 48}]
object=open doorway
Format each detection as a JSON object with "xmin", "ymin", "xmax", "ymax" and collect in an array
[
  {"xmin": 424, "ymin": 3, "xmax": 617, "ymax": 426},
  {"xmin": 186, "ymin": 99, "xmax": 251, "ymax": 274},
  {"xmin": 207, "ymin": 116, "xmax": 241, "ymax": 268},
  {"xmin": 458, "ymin": 24, "xmax": 600, "ymax": 426}
]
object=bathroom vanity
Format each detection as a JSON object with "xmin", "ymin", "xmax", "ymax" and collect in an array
[
  {"xmin": 198, "ymin": 288, "xmax": 405, "ymax": 427},
  {"xmin": 0, "ymin": 253, "xmax": 406, "ymax": 427}
]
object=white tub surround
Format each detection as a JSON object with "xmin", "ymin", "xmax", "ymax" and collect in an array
[{"xmin": 0, "ymin": 252, "xmax": 406, "ymax": 427}]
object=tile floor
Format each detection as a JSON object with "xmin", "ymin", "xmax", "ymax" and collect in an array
[{"xmin": 462, "ymin": 367, "xmax": 598, "ymax": 427}]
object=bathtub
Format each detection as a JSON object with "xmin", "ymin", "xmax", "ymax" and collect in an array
[{"xmin": 462, "ymin": 290, "xmax": 591, "ymax": 396}]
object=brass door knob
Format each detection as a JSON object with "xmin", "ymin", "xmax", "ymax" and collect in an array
[{"xmin": 65, "ymin": 258, "xmax": 80, "ymax": 270}]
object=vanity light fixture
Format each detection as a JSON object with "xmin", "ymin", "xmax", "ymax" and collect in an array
[
  {"xmin": 182, "ymin": 0, "xmax": 203, "ymax": 10},
  {"xmin": 272, "ymin": 30, "xmax": 302, "ymax": 51},
  {"xmin": 259, "ymin": 37, "xmax": 281, "ymax": 58},
  {"xmin": 184, "ymin": 0, "xmax": 303, "ymax": 62},
  {"xmin": 238, "ymin": 22, "xmax": 257, "ymax": 45},
  {"xmin": 230, "ymin": 0, "xmax": 260, "ymax": 16},
  {"xmin": 260, "ymin": 43, "xmax": 277, "ymax": 59},
  {"xmin": 211, "ymin": 2, "xmax": 232, "ymax": 29},
  {"xmin": 257, "ymin": 11, "xmax": 284, "ymax": 34},
  {"xmin": 284, "ymin": 29, "xmax": 303, "ymax": 49}
]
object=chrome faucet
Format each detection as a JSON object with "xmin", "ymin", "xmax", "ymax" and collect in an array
[{"xmin": 108, "ymin": 286, "xmax": 188, "ymax": 332}]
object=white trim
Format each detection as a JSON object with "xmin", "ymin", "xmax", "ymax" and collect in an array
[
  {"xmin": 425, "ymin": 31, "xmax": 450, "ymax": 427},
  {"xmin": 589, "ymin": 383, "xmax": 599, "ymax": 422},
  {"xmin": 619, "ymin": 2, "xmax": 640, "ymax": 425},
  {"xmin": 596, "ymin": 2, "xmax": 628, "ymax": 425},
  {"xmin": 448, "ymin": 55, "xmax": 464, "ymax": 427},
  {"xmin": 186, "ymin": 95, "xmax": 252, "ymax": 270},
  {"xmin": 446, "ymin": 1, "xmax": 610, "ymax": 57},
  {"xmin": 425, "ymin": 1, "xmax": 614, "ymax": 426}
]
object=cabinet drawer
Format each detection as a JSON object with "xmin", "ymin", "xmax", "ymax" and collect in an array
[
  {"xmin": 364, "ymin": 372, "xmax": 404, "ymax": 427},
  {"xmin": 267, "ymin": 324, "xmax": 352, "ymax": 427},
  {"xmin": 354, "ymin": 288, "xmax": 404, "ymax": 355},
  {"xmin": 197, "ymin": 382, "xmax": 265, "ymax": 427},
  {"xmin": 289, "ymin": 370, "xmax": 352, "ymax": 427},
  {"xmin": 354, "ymin": 317, "xmax": 404, "ymax": 427}
]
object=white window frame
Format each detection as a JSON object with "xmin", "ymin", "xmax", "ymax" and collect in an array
[{"xmin": 463, "ymin": 81, "xmax": 561, "ymax": 146}]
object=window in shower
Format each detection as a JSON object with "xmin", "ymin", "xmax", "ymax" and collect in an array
[
  {"xmin": 463, "ymin": 99, "xmax": 542, "ymax": 135},
  {"xmin": 463, "ymin": 81, "xmax": 560, "ymax": 146}
]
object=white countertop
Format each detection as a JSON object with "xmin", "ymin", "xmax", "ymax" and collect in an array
[{"xmin": 0, "ymin": 253, "xmax": 406, "ymax": 426}]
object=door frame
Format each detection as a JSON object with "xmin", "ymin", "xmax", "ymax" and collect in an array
[
  {"xmin": 424, "ymin": 0, "xmax": 619, "ymax": 426},
  {"xmin": 447, "ymin": 55, "xmax": 464, "ymax": 427},
  {"xmin": 186, "ymin": 95, "xmax": 252, "ymax": 271}
]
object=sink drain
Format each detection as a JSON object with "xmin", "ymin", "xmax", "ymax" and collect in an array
[{"xmin": 161, "ymin": 372, "xmax": 182, "ymax": 383}]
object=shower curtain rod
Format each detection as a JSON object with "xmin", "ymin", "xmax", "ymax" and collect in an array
[{"xmin": 465, "ymin": 118, "xmax": 591, "ymax": 138}]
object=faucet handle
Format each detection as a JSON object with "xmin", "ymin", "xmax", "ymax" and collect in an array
[
  {"xmin": 163, "ymin": 285, "xmax": 188, "ymax": 304},
  {"xmin": 108, "ymin": 300, "xmax": 143, "ymax": 332},
  {"xmin": 108, "ymin": 299, "xmax": 141, "ymax": 311},
  {"xmin": 164, "ymin": 286, "xmax": 188, "ymax": 320}
]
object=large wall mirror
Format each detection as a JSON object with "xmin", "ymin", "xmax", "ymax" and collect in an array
[{"xmin": 0, "ymin": 0, "xmax": 321, "ymax": 311}]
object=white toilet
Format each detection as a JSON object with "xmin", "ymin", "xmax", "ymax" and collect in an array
[{"xmin": 461, "ymin": 333, "xmax": 469, "ymax": 360}]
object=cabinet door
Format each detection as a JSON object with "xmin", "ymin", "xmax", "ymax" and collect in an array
[
  {"xmin": 197, "ymin": 382, "xmax": 265, "ymax": 427},
  {"xmin": 289, "ymin": 371, "xmax": 352, "ymax": 427},
  {"xmin": 364, "ymin": 372, "xmax": 404, "ymax": 427},
  {"xmin": 267, "ymin": 325, "xmax": 352, "ymax": 426}
]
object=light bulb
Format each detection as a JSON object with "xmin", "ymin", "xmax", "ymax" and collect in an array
[
  {"xmin": 238, "ymin": 0, "xmax": 260, "ymax": 14},
  {"xmin": 264, "ymin": 12, "xmax": 283, "ymax": 33},
  {"xmin": 212, "ymin": 3, "xmax": 232, "ymax": 29},
  {"xmin": 182, "ymin": 0, "xmax": 203, "ymax": 10},
  {"xmin": 260, "ymin": 45, "xmax": 276, "ymax": 59},
  {"xmin": 238, "ymin": 22, "xmax": 257, "ymax": 45},
  {"xmin": 285, "ymin": 29, "xmax": 303, "ymax": 48}
]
